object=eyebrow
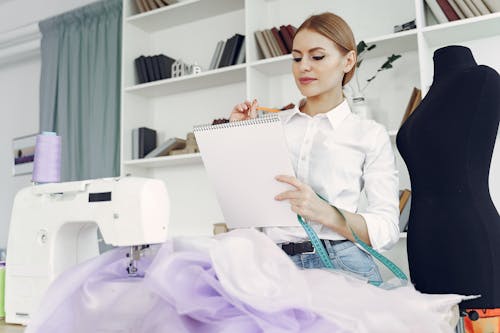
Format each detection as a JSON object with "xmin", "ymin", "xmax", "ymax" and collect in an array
[{"xmin": 291, "ymin": 47, "xmax": 326, "ymax": 54}]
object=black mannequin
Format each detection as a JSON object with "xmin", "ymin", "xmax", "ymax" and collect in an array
[{"xmin": 397, "ymin": 45, "xmax": 500, "ymax": 309}]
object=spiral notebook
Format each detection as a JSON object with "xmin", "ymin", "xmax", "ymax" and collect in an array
[{"xmin": 194, "ymin": 116, "xmax": 298, "ymax": 228}]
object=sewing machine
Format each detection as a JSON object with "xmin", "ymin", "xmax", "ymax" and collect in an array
[{"xmin": 4, "ymin": 177, "xmax": 170, "ymax": 325}]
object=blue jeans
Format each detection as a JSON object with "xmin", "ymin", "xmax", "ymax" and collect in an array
[{"xmin": 287, "ymin": 240, "xmax": 383, "ymax": 283}]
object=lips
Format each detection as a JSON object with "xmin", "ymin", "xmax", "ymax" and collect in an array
[{"xmin": 299, "ymin": 77, "xmax": 317, "ymax": 84}]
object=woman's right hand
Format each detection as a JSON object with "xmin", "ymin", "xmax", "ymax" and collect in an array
[{"xmin": 229, "ymin": 99, "xmax": 259, "ymax": 122}]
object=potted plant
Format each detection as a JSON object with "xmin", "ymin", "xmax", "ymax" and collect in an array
[{"xmin": 346, "ymin": 41, "xmax": 402, "ymax": 119}]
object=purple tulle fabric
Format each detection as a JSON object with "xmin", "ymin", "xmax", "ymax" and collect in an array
[{"xmin": 26, "ymin": 229, "xmax": 469, "ymax": 333}]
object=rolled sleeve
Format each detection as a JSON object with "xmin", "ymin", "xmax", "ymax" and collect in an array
[{"xmin": 358, "ymin": 125, "xmax": 400, "ymax": 251}]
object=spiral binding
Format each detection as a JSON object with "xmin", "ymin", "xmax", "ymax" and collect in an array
[{"xmin": 193, "ymin": 115, "xmax": 280, "ymax": 132}]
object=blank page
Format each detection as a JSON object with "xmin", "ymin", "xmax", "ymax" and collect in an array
[{"xmin": 194, "ymin": 116, "xmax": 298, "ymax": 228}]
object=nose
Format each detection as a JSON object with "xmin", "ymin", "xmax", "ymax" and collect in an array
[{"xmin": 299, "ymin": 57, "xmax": 312, "ymax": 72}]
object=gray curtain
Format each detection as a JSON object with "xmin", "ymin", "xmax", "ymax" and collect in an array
[{"xmin": 39, "ymin": 0, "xmax": 122, "ymax": 181}]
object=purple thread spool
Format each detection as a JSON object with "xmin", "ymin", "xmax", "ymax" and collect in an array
[{"xmin": 32, "ymin": 132, "xmax": 62, "ymax": 183}]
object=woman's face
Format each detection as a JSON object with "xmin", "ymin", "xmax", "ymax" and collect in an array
[{"xmin": 292, "ymin": 29, "xmax": 355, "ymax": 98}]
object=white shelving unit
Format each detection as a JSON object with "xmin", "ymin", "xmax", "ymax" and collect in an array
[{"xmin": 120, "ymin": 0, "xmax": 500, "ymax": 277}]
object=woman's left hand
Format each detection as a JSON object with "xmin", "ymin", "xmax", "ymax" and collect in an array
[{"xmin": 274, "ymin": 175, "xmax": 332, "ymax": 226}]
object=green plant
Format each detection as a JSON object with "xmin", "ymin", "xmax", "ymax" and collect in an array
[{"xmin": 353, "ymin": 41, "xmax": 402, "ymax": 94}]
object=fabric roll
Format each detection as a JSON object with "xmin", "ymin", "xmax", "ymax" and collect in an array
[{"xmin": 32, "ymin": 132, "xmax": 61, "ymax": 183}]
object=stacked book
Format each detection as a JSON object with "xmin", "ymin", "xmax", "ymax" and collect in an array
[
  {"xmin": 425, "ymin": 0, "xmax": 499, "ymax": 23},
  {"xmin": 254, "ymin": 25, "xmax": 297, "ymax": 60},
  {"xmin": 209, "ymin": 33, "xmax": 246, "ymax": 70},
  {"xmin": 135, "ymin": 0, "xmax": 177, "ymax": 14},
  {"xmin": 131, "ymin": 127, "xmax": 157, "ymax": 159},
  {"xmin": 135, "ymin": 54, "xmax": 176, "ymax": 84},
  {"xmin": 400, "ymin": 87, "xmax": 422, "ymax": 127},
  {"xmin": 393, "ymin": 19, "xmax": 416, "ymax": 33},
  {"xmin": 399, "ymin": 189, "xmax": 412, "ymax": 232}
]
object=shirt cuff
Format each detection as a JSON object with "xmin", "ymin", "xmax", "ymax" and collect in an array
[{"xmin": 358, "ymin": 212, "xmax": 400, "ymax": 252}]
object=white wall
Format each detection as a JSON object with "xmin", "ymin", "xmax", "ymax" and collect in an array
[{"xmin": 0, "ymin": 0, "xmax": 97, "ymax": 249}]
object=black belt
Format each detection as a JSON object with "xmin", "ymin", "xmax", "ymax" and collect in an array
[{"xmin": 279, "ymin": 239, "xmax": 348, "ymax": 256}]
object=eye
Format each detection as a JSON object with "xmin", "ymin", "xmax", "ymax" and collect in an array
[
  {"xmin": 293, "ymin": 57, "xmax": 302, "ymax": 62},
  {"xmin": 312, "ymin": 55, "xmax": 325, "ymax": 61}
]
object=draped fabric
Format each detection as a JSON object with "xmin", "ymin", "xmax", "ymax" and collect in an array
[
  {"xmin": 39, "ymin": 0, "xmax": 122, "ymax": 181},
  {"xmin": 26, "ymin": 229, "xmax": 470, "ymax": 333}
]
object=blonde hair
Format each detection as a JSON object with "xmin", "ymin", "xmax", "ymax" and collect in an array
[{"xmin": 295, "ymin": 12, "xmax": 357, "ymax": 86}]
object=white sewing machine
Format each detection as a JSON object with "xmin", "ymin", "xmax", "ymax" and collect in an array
[{"xmin": 4, "ymin": 177, "xmax": 170, "ymax": 325}]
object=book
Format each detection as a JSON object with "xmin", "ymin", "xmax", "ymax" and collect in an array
[
  {"xmin": 454, "ymin": 0, "xmax": 476, "ymax": 16},
  {"xmin": 261, "ymin": 29, "xmax": 278, "ymax": 57},
  {"xmin": 135, "ymin": 127, "xmax": 157, "ymax": 159},
  {"xmin": 144, "ymin": 56, "xmax": 155, "ymax": 82},
  {"xmin": 154, "ymin": 0, "xmax": 166, "ymax": 8},
  {"xmin": 229, "ymin": 34, "xmax": 245, "ymax": 66},
  {"xmin": 285, "ymin": 25, "xmax": 297, "ymax": 40},
  {"xmin": 132, "ymin": 128, "xmax": 139, "ymax": 159},
  {"xmin": 436, "ymin": 0, "xmax": 461, "ymax": 20},
  {"xmin": 193, "ymin": 116, "xmax": 298, "ymax": 228},
  {"xmin": 209, "ymin": 40, "xmax": 224, "ymax": 70},
  {"xmin": 215, "ymin": 40, "xmax": 227, "ymax": 68},
  {"xmin": 144, "ymin": 137, "xmax": 186, "ymax": 158},
  {"xmin": 399, "ymin": 189, "xmax": 411, "ymax": 213},
  {"xmin": 135, "ymin": 0, "xmax": 146, "ymax": 13},
  {"xmin": 157, "ymin": 54, "xmax": 175, "ymax": 79},
  {"xmin": 152, "ymin": 55, "xmax": 162, "ymax": 81},
  {"xmin": 254, "ymin": 30, "xmax": 272, "ymax": 59},
  {"xmin": 279, "ymin": 25, "xmax": 293, "ymax": 53},
  {"xmin": 483, "ymin": 0, "xmax": 500, "ymax": 11},
  {"xmin": 400, "ymin": 87, "xmax": 422, "ymax": 127},
  {"xmin": 464, "ymin": 0, "xmax": 482, "ymax": 15},
  {"xmin": 235, "ymin": 38, "xmax": 246, "ymax": 64},
  {"xmin": 471, "ymin": 0, "xmax": 492, "ymax": 13},
  {"xmin": 447, "ymin": 0, "xmax": 466, "ymax": 18},
  {"xmin": 271, "ymin": 27, "xmax": 288, "ymax": 55},
  {"xmin": 134, "ymin": 55, "xmax": 148, "ymax": 84},
  {"xmin": 425, "ymin": 0, "xmax": 450, "ymax": 22},
  {"xmin": 146, "ymin": 0, "xmax": 158, "ymax": 10},
  {"xmin": 141, "ymin": 0, "xmax": 151, "ymax": 11},
  {"xmin": 263, "ymin": 29, "xmax": 281, "ymax": 57},
  {"xmin": 218, "ymin": 35, "xmax": 236, "ymax": 68},
  {"xmin": 399, "ymin": 189, "xmax": 412, "ymax": 232}
]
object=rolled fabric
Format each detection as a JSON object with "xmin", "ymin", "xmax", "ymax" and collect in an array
[{"xmin": 32, "ymin": 132, "xmax": 61, "ymax": 183}]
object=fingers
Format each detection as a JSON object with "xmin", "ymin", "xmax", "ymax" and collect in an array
[
  {"xmin": 249, "ymin": 99, "xmax": 258, "ymax": 119},
  {"xmin": 230, "ymin": 99, "xmax": 259, "ymax": 122},
  {"xmin": 275, "ymin": 175, "xmax": 303, "ymax": 190},
  {"xmin": 274, "ymin": 190, "xmax": 301, "ymax": 201}
]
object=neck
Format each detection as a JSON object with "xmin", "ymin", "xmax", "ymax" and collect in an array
[
  {"xmin": 433, "ymin": 45, "xmax": 477, "ymax": 80},
  {"xmin": 301, "ymin": 89, "xmax": 344, "ymax": 116}
]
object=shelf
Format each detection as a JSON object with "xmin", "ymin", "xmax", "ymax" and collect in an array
[
  {"xmin": 363, "ymin": 29, "xmax": 418, "ymax": 58},
  {"xmin": 249, "ymin": 54, "xmax": 292, "ymax": 76},
  {"xmin": 124, "ymin": 64, "xmax": 246, "ymax": 97},
  {"xmin": 123, "ymin": 153, "xmax": 202, "ymax": 168},
  {"xmin": 126, "ymin": 0, "xmax": 245, "ymax": 32},
  {"xmin": 422, "ymin": 12, "xmax": 500, "ymax": 47},
  {"xmin": 248, "ymin": 30, "xmax": 418, "ymax": 77}
]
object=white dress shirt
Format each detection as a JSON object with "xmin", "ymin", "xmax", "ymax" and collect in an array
[{"xmin": 263, "ymin": 99, "xmax": 400, "ymax": 251}]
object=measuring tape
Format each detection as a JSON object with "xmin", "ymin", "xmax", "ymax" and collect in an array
[{"xmin": 297, "ymin": 195, "xmax": 408, "ymax": 286}]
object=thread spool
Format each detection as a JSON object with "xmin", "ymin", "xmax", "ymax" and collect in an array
[{"xmin": 32, "ymin": 132, "xmax": 62, "ymax": 183}]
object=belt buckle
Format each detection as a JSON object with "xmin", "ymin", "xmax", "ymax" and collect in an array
[{"xmin": 301, "ymin": 242, "xmax": 316, "ymax": 255}]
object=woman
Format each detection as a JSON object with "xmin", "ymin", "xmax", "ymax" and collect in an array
[{"xmin": 229, "ymin": 12, "xmax": 399, "ymax": 283}]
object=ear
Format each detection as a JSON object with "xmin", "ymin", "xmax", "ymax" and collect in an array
[{"xmin": 343, "ymin": 50, "xmax": 356, "ymax": 73}]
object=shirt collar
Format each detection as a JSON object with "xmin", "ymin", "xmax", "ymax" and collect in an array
[{"xmin": 282, "ymin": 98, "xmax": 351, "ymax": 130}]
